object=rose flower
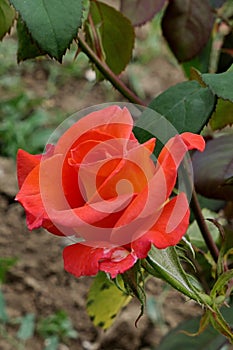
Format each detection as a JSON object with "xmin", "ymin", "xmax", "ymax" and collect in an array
[{"xmin": 16, "ymin": 106, "xmax": 205, "ymax": 278}]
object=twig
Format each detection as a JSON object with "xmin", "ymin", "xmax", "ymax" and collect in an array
[
  {"xmin": 191, "ymin": 189, "xmax": 219, "ymax": 262},
  {"xmin": 77, "ymin": 35, "xmax": 145, "ymax": 106}
]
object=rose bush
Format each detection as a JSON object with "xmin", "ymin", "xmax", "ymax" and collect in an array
[{"xmin": 16, "ymin": 105, "xmax": 205, "ymax": 278}]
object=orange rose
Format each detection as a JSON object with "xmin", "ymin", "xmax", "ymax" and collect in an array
[{"xmin": 16, "ymin": 105, "xmax": 205, "ymax": 278}]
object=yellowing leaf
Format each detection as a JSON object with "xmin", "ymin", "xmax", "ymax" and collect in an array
[
  {"xmin": 210, "ymin": 99, "xmax": 233, "ymax": 130},
  {"xmin": 87, "ymin": 272, "xmax": 131, "ymax": 330}
]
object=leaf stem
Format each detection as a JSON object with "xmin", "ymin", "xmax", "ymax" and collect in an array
[{"xmin": 77, "ymin": 35, "xmax": 145, "ymax": 106}]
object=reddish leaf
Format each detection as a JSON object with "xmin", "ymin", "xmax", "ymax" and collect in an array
[
  {"xmin": 192, "ymin": 135, "xmax": 233, "ymax": 200},
  {"xmin": 120, "ymin": 0, "xmax": 166, "ymax": 26},
  {"xmin": 162, "ymin": 0, "xmax": 214, "ymax": 62}
]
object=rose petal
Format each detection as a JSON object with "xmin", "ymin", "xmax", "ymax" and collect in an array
[
  {"xmin": 17, "ymin": 149, "xmax": 41, "ymax": 188},
  {"xmin": 181, "ymin": 132, "xmax": 205, "ymax": 152},
  {"xmin": 99, "ymin": 249, "xmax": 137, "ymax": 278},
  {"xmin": 54, "ymin": 106, "xmax": 134, "ymax": 156},
  {"xmin": 157, "ymin": 133, "xmax": 205, "ymax": 198},
  {"xmin": 63, "ymin": 243, "xmax": 137, "ymax": 278},
  {"xmin": 132, "ymin": 192, "xmax": 190, "ymax": 254}
]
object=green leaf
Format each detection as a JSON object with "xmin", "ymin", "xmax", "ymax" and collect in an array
[
  {"xmin": 134, "ymin": 81, "xmax": 215, "ymax": 157},
  {"xmin": 210, "ymin": 99, "xmax": 233, "ymax": 130},
  {"xmin": 210, "ymin": 270, "xmax": 233, "ymax": 299},
  {"xmin": 162, "ymin": 0, "xmax": 214, "ymax": 62},
  {"xmin": 202, "ymin": 67, "xmax": 233, "ymax": 101},
  {"xmin": 17, "ymin": 16, "xmax": 46, "ymax": 62},
  {"xmin": 146, "ymin": 246, "xmax": 210, "ymax": 303},
  {"xmin": 149, "ymin": 81, "xmax": 215, "ymax": 133},
  {"xmin": 17, "ymin": 313, "xmax": 35, "ymax": 340},
  {"xmin": 10, "ymin": 0, "xmax": 83, "ymax": 61},
  {"xmin": 87, "ymin": 1, "xmax": 134, "ymax": 75},
  {"xmin": 0, "ymin": 289, "xmax": 8, "ymax": 322},
  {"xmin": 0, "ymin": 0, "xmax": 15, "ymax": 40},
  {"xmin": 87, "ymin": 272, "xmax": 131, "ymax": 330},
  {"xmin": 120, "ymin": 0, "xmax": 166, "ymax": 26},
  {"xmin": 146, "ymin": 81, "xmax": 215, "ymax": 152},
  {"xmin": 192, "ymin": 134, "xmax": 233, "ymax": 200}
]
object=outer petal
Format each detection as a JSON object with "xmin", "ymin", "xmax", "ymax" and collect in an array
[
  {"xmin": 17, "ymin": 149, "xmax": 41, "ymax": 188},
  {"xmin": 132, "ymin": 192, "xmax": 190, "ymax": 256},
  {"xmin": 16, "ymin": 163, "xmax": 65, "ymax": 235},
  {"xmin": 63, "ymin": 243, "xmax": 137, "ymax": 278},
  {"xmin": 156, "ymin": 133, "xmax": 205, "ymax": 198},
  {"xmin": 181, "ymin": 132, "xmax": 205, "ymax": 152},
  {"xmin": 54, "ymin": 106, "xmax": 134, "ymax": 155}
]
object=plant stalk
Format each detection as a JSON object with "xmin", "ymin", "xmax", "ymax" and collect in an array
[
  {"xmin": 182, "ymin": 159, "xmax": 219, "ymax": 263},
  {"xmin": 77, "ymin": 35, "xmax": 145, "ymax": 106},
  {"xmin": 191, "ymin": 189, "xmax": 219, "ymax": 262}
]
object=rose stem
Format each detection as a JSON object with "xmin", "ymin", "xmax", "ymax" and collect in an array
[
  {"xmin": 191, "ymin": 189, "xmax": 219, "ymax": 262},
  {"xmin": 78, "ymin": 34, "xmax": 219, "ymax": 262},
  {"xmin": 77, "ymin": 35, "xmax": 145, "ymax": 106},
  {"xmin": 182, "ymin": 160, "xmax": 219, "ymax": 263}
]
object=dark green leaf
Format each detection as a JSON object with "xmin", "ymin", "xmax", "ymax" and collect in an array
[
  {"xmin": 149, "ymin": 80, "xmax": 215, "ymax": 134},
  {"xmin": 210, "ymin": 99, "xmax": 233, "ymax": 130},
  {"xmin": 192, "ymin": 135, "xmax": 233, "ymax": 200},
  {"xmin": 120, "ymin": 0, "xmax": 166, "ymax": 26},
  {"xmin": 10, "ymin": 0, "xmax": 83, "ymax": 61},
  {"xmin": 17, "ymin": 313, "xmax": 35, "ymax": 340},
  {"xmin": 202, "ymin": 67, "xmax": 233, "ymax": 101},
  {"xmin": 87, "ymin": 1, "xmax": 134, "ymax": 75},
  {"xmin": 0, "ymin": 0, "xmax": 15, "ymax": 40},
  {"xmin": 162, "ymin": 0, "xmax": 214, "ymax": 62},
  {"xmin": 87, "ymin": 272, "xmax": 131, "ymax": 330},
  {"xmin": 17, "ymin": 17, "xmax": 46, "ymax": 62}
]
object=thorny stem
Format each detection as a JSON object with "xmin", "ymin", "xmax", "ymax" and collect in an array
[
  {"xmin": 182, "ymin": 159, "xmax": 219, "ymax": 262},
  {"xmin": 78, "ymin": 34, "xmax": 219, "ymax": 262},
  {"xmin": 191, "ymin": 190, "xmax": 219, "ymax": 262},
  {"xmin": 77, "ymin": 35, "xmax": 145, "ymax": 106}
]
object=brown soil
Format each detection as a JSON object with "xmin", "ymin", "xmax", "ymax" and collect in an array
[{"xmin": 0, "ymin": 55, "xmax": 203, "ymax": 350}]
